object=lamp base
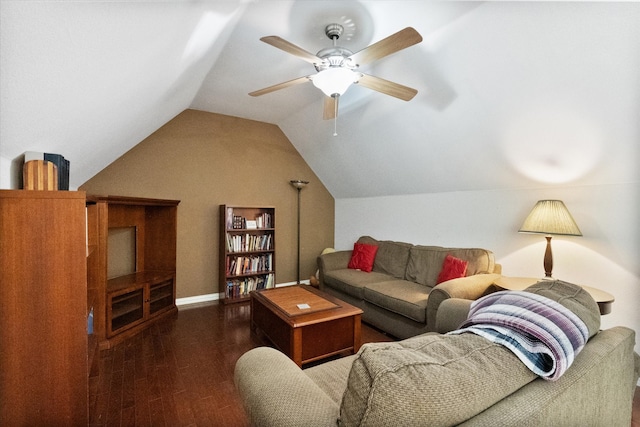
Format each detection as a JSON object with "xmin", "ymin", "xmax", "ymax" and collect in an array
[{"xmin": 543, "ymin": 235, "xmax": 554, "ymax": 279}]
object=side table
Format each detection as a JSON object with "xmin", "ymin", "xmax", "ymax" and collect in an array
[{"xmin": 493, "ymin": 276, "xmax": 614, "ymax": 315}]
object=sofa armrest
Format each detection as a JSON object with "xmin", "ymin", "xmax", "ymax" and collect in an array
[
  {"xmin": 318, "ymin": 250, "xmax": 352, "ymax": 272},
  {"xmin": 318, "ymin": 250, "xmax": 352, "ymax": 290},
  {"xmin": 426, "ymin": 273, "xmax": 502, "ymax": 330},
  {"xmin": 234, "ymin": 347, "xmax": 340, "ymax": 427},
  {"xmin": 435, "ymin": 298, "xmax": 472, "ymax": 333}
]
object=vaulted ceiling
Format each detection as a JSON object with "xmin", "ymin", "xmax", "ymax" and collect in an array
[{"xmin": 2, "ymin": 1, "xmax": 639, "ymax": 197}]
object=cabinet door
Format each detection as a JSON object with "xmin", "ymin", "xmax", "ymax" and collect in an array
[
  {"xmin": 0, "ymin": 190, "xmax": 88, "ymax": 425},
  {"xmin": 108, "ymin": 287, "xmax": 144, "ymax": 336},
  {"xmin": 149, "ymin": 278, "xmax": 175, "ymax": 317}
]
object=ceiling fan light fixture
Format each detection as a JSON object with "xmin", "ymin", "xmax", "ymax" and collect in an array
[{"xmin": 312, "ymin": 67, "xmax": 358, "ymax": 97}]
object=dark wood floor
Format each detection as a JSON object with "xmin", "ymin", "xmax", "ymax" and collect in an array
[
  {"xmin": 90, "ymin": 300, "xmax": 640, "ymax": 426},
  {"xmin": 89, "ymin": 300, "xmax": 393, "ymax": 426}
]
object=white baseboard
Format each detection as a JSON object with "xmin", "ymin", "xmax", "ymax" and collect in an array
[
  {"xmin": 175, "ymin": 293, "xmax": 220, "ymax": 306},
  {"xmin": 175, "ymin": 280, "xmax": 309, "ymax": 307}
]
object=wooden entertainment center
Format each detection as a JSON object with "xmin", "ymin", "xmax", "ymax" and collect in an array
[
  {"xmin": 1, "ymin": 190, "xmax": 179, "ymax": 425},
  {"xmin": 86, "ymin": 195, "xmax": 180, "ymax": 349}
]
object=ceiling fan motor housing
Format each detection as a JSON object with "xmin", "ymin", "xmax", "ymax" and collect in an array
[
  {"xmin": 314, "ymin": 47, "xmax": 356, "ymax": 71},
  {"xmin": 314, "ymin": 23, "xmax": 358, "ymax": 72}
]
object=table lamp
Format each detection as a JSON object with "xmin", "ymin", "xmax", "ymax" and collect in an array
[{"xmin": 518, "ymin": 200, "xmax": 582, "ymax": 279}]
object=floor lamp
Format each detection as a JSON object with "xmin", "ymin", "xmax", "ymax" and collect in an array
[
  {"xmin": 518, "ymin": 200, "xmax": 582, "ymax": 279},
  {"xmin": 290, "ymin": 180, "xmax": 309, "ymax": 284}
]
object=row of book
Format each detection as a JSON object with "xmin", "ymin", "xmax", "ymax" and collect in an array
[
  {"xmin": 226, "ymin": 233, "xmax": 273, "ymax": 253},
  {"xmin": 226, "ymin": 210, "xmax": 274, "ymax": 230},
  {"xmin": 254, "ymin": 212, "xmax": 273, "ymax": 229},
  {"xmin": 225, "ymin": 273, "xmax": 275, "ymax": 299},
  {"xmin": 226, "ymin": 254, "xmax": 273, "ymax": 276}
]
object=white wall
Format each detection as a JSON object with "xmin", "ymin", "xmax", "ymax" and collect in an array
[
  {"xmin": 0, "ymin": 155, "xmax": 11, "ymax": 188},
  {"xmin": 335, "ymin": 182, "xmax": 640, "ymax": 351}
]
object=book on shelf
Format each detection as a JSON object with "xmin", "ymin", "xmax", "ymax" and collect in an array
[{"xmin": 226, "ymin": 207, "xmax": 233, "ymax": 230}]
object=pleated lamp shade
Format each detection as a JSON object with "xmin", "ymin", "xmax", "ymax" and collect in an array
[{"xmin": 519, "ymin": 200, "xmax": 582, "ymax": 236}]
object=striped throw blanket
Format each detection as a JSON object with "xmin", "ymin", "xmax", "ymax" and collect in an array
[{"xmin": 448, "ymin": 291, "xmax": 589, "ymax": 381}]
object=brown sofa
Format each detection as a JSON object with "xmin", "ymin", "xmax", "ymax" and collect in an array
[
  {"xmin": 318, "ymin": 236, "xmax": 502, "ymax": 339},
  {"xmin": 235, "ymin": 280, "xmax": 639, "ymax": 426}
]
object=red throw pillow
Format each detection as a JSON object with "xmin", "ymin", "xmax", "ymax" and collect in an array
[
  {"xmin": 348, "ymin": 243, "xmax": 379, "ymax": 272},
  {"xmin": 436, "ymin": 254, "xmax": 468, "ymax": 284}
]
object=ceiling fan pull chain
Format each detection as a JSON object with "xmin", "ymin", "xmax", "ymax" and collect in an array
[{"xmin": 333, "ymin": 94, "xmax": 339, "ymax": 136}]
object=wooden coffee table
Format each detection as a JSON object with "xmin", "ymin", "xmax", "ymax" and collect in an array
[{"xmin": 250, "ymin": 285, "xmax": 363, "ymax": 367}]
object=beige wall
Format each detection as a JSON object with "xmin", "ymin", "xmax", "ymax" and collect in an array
[{"xmin": 80, "ymin": 109, "xmax": 334, "ymax": 299}]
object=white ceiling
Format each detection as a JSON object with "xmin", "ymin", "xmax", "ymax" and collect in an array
[{"xmin": 1, "ymin": 1, "xmax": 639, "ymax": 197}]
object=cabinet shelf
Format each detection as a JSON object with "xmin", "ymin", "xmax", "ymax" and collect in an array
[
  {"xmin": 227, "ymin": 249, "xmax": 275, "ymax": 255},
  {"xmin": 227, "ymin": 228, "xmax": 275, "ymax": 232},
  {"xmin": 112, "ymin": 300, "xmax": 143, "ymax": 319},
  {"xmin": 220, "ymin": 205, "xmax": 276, "ymax": 304},
  {"xmin": 107, "ymin": 271, "xmax": 175, "ymax": 293},
  {"xmin": 227, "ymin": 270, "xmax": 275, "ymax": 279}
]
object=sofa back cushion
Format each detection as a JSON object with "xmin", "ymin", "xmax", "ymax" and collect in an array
[
  {"xmin": 357, "ymin": 236, "xmax": 412, "ymax": 279},
  {"xmin": 405, "ymin": 246, "xmax": 495, "ymax": 288},
  {"xmin": 339, "ymin": 334, "xmax": 537, "ymax": 426}
]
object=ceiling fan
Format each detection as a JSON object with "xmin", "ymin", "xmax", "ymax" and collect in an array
[{"xmin": 249, "ymin": 23, "xmax": 423, "ymax": 134}]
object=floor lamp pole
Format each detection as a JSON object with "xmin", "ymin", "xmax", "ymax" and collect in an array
[{"xmin": 290, "ymin": 180, "xmax": 308, "ymax": 284}]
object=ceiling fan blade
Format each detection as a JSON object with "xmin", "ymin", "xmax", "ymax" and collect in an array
[
  {"xmin": 357, "ymin": 74, "xmax": 418, "ymax": 101},
  {"xmin": 260, "ymin": 36, "xmax": 321, "ymax": 65},
  {"xmin": 349, "ymin": 27, "xmax": 423, "ymax": 67},
  {"xmin": 323, "ymin": 95, "xmax": 337, "ymax": 120},
  {"xmin": 249, "ymin": 76, "xmax": 311, "ymax": 97}
]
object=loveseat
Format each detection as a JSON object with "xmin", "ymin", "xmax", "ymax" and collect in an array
[
  {"xmin": 318, "ymin": 236, "xmax": 502, "ymax": 339},
  {"xmin": 235, "ymin": 281, "xmax": 639, "ymax": 426}
]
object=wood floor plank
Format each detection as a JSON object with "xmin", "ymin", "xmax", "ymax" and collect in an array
[
  {"xmin": 133, "ymin": 378, "xmax": 151, "ymax": 427},
  {"xmin": 148, "ymin": 397, "xmax": 166, "ymax": 427},
  {"xmin": 122, "ymin": 359, "xmax": 136, "ymax": 410}
]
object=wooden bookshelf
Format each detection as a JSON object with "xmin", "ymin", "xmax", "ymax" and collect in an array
[{"xmin": 219, "ymin": 205, "xmax": 276, "ymax": 304}]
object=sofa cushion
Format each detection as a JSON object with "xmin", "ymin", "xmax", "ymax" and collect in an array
[
  {"xmin": 357, "ymin": 236, "xmax": 412, "ymax": 279},
  {"xmin": 323, "ymin": 269, "xmax": 391, "ymax": 300},
  {"xmin": 348, "ymin": 242, "xmax": 378, "ymax": 272},
  {"xmin": 339, "ymin": 333, "xmax": 537, "ymax": 426},
  {"xmin": 406, "ymin": 246, "xmax": 495, "ymax": 288},
  {"xmin": 363, "ymin": 280, "xmax": 430, "ymax": 323},
  {"xmin": 436, "ymin": 254, "xmax": 468, "ymax": 284}
]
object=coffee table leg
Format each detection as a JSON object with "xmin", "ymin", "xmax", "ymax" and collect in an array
[
  {"xmin": 249, "ymin": 296, "xmax": 256, "ymax": 332},
  {"xmin": 353, "ymin": 314, "xmax": 362, "ymax": 353},
  {"xmin": 292, "ymin": 328, "xmax": 303, "ymax": 367}
]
